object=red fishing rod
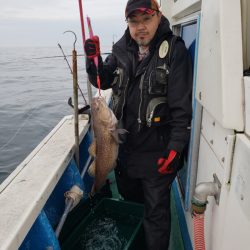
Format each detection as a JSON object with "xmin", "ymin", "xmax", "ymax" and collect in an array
[
  {"xmin": 87, "ymin": 16, "xmax": 101, "ymax": 96},
  {"xmin": 78, "ymin": 0, "xmax": 94, "ymax": 103},
  {"xmin": 78, "ymin": 0, "xmax": 100, "ymax": 98},
  {"xmin": 78, "ymin": 0, "xmax": 86, "ymax": 45}
]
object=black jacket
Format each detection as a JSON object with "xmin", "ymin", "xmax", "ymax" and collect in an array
[{"xmin": 87, "ymin": 16, "xmax": 192, "ymax": 161}]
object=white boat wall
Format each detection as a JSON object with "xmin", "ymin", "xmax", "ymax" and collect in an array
[
  {"xmin": 161, "ymin": 0, "xmax": 250, "ymax": 249},
  {"xmin": 0, "ymin": 99, "xmax": 92, "ymax": 249}
]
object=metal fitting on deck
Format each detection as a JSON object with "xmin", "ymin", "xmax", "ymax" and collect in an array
[{"xmin": 192, "ymin": 173, "xmax": 221, "ymax": 214}]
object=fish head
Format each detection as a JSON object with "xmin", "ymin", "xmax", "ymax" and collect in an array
[{"xmin": 91, "ymin": 96, "xmax": 117, "ymax": 127}]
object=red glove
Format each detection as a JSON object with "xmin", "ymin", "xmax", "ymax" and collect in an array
[
  {"xmin": 157, "ymin": 150, "xmax": 180, "ymax": 174},
  {"xmin": 84, "ymin": 36, "xmax": 100, "ymax": 59}
]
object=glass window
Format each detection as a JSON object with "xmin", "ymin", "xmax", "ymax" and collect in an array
[{"xmin": 173, "ymin": 20, "xmax": 201, "ymax": 210}]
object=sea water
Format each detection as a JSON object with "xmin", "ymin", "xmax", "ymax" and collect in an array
[{"xmin": 0, "ymin": 46, "xmax": 90, "ymax": 184}]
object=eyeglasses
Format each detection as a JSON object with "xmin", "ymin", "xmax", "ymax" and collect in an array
[{"xmin": 126, "ymin": 13, "xmax": 157, "ymax": 27}]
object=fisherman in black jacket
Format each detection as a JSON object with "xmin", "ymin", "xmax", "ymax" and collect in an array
[{"xmin": 84, "ymin": 0, "xmax": 193, "ymax": 249}]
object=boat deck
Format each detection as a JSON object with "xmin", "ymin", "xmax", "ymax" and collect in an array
[
  {"xmin": 0, "ymin": 115, "xmax": 90, "ymax": 250},
  {"xmin": 59, "ymin": 171, "xmax": 185, "ymax": 249},
  {"xmin": 108, "ymin": 171, "xmax": 185, "ymax": 250}
]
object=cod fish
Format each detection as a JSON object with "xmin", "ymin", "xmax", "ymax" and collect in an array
[{"xmin": 88, "ymin": 96, "xmax": 125, "ymax": 194}]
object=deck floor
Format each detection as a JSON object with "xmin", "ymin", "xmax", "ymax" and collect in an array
[
  {"xmin": 108, "ymin": 171, "xmax": 185, "ymax": 250},
  {"xmin": 60, "ymin": 171, "xmax": 185, "ymax": 250}
]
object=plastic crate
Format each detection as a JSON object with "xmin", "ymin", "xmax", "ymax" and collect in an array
[{"xmin": 61, "ymin": 198, "xmax": 144, "ymax": 250}]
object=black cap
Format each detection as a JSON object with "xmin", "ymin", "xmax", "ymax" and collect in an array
[{"xmin": 125, "ymin": 0, "xmax": 160, "ymax": 18}]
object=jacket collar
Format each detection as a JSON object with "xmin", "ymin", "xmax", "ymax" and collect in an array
[
  {"xmin": 113, "ymin": 15, "xmax": 173, "ymax": 56},
  {"xmin": 112, "ymin": 16, "xmax": 173, "ymax": 77}
]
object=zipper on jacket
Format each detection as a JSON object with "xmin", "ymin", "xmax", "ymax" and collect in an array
[
  {"xmin": 119, "ymin": 78, "xmax": 130, "ymax": 122},
  {"xmin": 112, "ymin": 67, "xmax": 126, "ymax": 116},
  {"xmin": 137, "ymin": 72, "xmax": 146, "ymax": 131},
  {"xmin": 148, "ymin": 71, "xmax": 153, "ymax": 94},
  {"xmin": 147, "ymin": 111, "xmax": 154, "ymax": 127},
  {"xmin": 146, "ymin": 98, "xmax": 167, "ymax": 127},
  {"xmin": 114, "ymin": 68, "xmax": 124, "ymax": 89}
]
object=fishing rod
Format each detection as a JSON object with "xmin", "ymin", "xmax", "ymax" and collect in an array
[
  {"xmin": 78, "ymin": 0, "xmax": 93, "ymax": 104},
  {"xmin": 58, "ymin": 43, "xmax": 73, "ymax": 74},
  {"xmin": 78, "ymin": 0, "xmax": 86, "ymax": 47},
  {"xmin": 78, "ymin": 0, "xmax": 96, "ymax": 144},
  {"xmin": 86, "ymin": 16, "xmax": 101, "ymax": 96}
]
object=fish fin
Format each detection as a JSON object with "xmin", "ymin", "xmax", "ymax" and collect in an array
[
  {"xmin": 88, "ymin": 161, "xmax": 96, "ymax": 177},
  {"xmin": 88, "ymin": 139, "xmax": 97, "ymax": 156},
  {"xmin": 110, "ymin": 131, "xmax": 118, "ymax": 144},
  {"xmin": 112, "ymin": 128, "xmax": 129, "ymax": 144},
  {"xmin": 117, "ymin": 128, "xmax": 128, "ymax": 135},
  {"xmin": 111, "ymin": 131, "xmax": 126, "ymax": 144}
]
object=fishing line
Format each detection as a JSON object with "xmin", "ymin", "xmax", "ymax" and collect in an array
[
  {"xmin": 2, "ymin": 53, "xmax": 110, "ymax": 65},
  {"xmin": 0, "ymin": 108, "xmax": 37, "ymax": 152},
  {"xmin": 31, "ymin": 54, "xmax": 82, "ymax": 60},
  {"xmin": 58, "ymin": 43, "xmax": 88, "ymax": 106},
  {"xmin": 30, "ymin": 52, "xmax": 110, "ymax": 60},
  {"xmin": 58, "ymin": 43, "xmax": 73, "ymax": 74}
]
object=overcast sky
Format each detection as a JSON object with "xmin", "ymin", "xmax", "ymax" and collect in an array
[{"xmin": 0, "ymin": 0, "xmax": 128, "ymax": 50}]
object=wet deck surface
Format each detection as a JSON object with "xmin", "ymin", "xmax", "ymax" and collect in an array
[
  {"xmin": 108, "ymin": 171, "xmax": 184, "ymax": 250},
  {"xmin": 60, "ymin": 171, "xmax": 185, "ymax": 250}
]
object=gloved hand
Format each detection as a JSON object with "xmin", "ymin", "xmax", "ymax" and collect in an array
[
  {"xmin": 157, "ymin": 149, "xmax": 181, "ymax": 174},
  {"xmin": 84, "ymin": 36, "xmax": 100, "ymax": 59}
]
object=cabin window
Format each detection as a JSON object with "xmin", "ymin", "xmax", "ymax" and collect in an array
[{"xmin": 173, "ymin": 19, "xmax": 202, "ymax": 210}]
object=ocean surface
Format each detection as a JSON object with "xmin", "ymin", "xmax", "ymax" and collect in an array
[{"xmin": 0, "ymin": 46, "xmax": 90, "ymax": 184}]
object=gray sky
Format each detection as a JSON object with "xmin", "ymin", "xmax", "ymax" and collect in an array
[{"xmin": 0, "ymin": 0, "xmax": 128, "ymax": 50}]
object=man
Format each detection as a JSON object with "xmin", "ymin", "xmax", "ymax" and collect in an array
[{"xmin": 84, "ymin": 0, "xmax": 193, "ymax": 249}]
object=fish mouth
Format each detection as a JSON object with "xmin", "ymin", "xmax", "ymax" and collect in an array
[
  {"xmin": 91, "ymin": 96, "xmax": 104, "ymax": 111},
  {"xmin": 92, "ymin": 96, "xmax": 105, "ymax": 104}
]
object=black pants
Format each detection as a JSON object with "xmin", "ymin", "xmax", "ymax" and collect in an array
[{"xmin": 115, "ymin": 159, "xmax": 176, "ymax": 250}]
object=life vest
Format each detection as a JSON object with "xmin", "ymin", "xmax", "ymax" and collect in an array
[{"xmin": 111, "ymin": 35, "xmax": 178, "ymax": 131}]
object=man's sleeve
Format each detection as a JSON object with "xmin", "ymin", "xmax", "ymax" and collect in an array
[
  {"xmin": 167, "ymin": 39, "xmax": 193, "ymax": 153},
  {"xmin": 86, "ymin": 54, "xmax": 118, "ymax": 90}
]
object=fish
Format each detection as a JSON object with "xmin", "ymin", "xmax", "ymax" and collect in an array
[{"xmin": 88, "ymin": 96, "xmax": 126, "ymax": 194}]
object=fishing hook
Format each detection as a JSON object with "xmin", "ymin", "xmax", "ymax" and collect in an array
[
  {"xmin": 59, "ymin": 30, "xmax": 89, "ymax": 108},
  {"xmin": 63, "ymin": 30, "xmax": 77, "ymax": 50}
]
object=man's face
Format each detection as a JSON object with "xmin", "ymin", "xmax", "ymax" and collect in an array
[{"xmin": 127, "ymin": 10, "xmax": 162, "ymax": 47}]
